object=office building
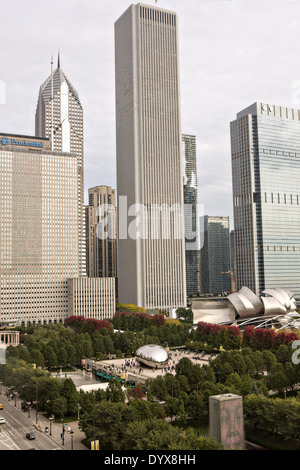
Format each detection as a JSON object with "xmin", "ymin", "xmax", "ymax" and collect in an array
[
  {"xmin": 231, "ymin": 102, "xmax": 300, "ymax": 298},
  {"xmin": 0, "ymin": 133, "xmax": 79, "ymax": 326},
  {"xmin": 86, "ymin": 185, "xmax": 118, "ymax": 279},
  {"xmin": 182, "ymin": 134, "xmax": 200, "ymax": 297},
  {"xmin": 68, "ymin": 277, "xmax": 115, "ymax": 321},
  {"xmin": 201, "ymin": 216, "xmax": 231, "ymax": 295},
  {"xmin": 35, "ymin": 54, "xmax": 86, "ymax": 276},
  {"xmin": 230, "ymin": 230, "xmax": 236, "ymax": 292},
  {"xmin": 115, "ymin": 3, "xmax": 186, "ymax": 310}
]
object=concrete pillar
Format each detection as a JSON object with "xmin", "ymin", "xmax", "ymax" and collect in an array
[{"xmin": 209, "ymin": 393, "xmax": 244, "ymax": 450}]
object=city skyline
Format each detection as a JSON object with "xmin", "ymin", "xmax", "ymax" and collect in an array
[{"xmin": 1, "ymin": 0, "xmax": 300, "ymax": 224}]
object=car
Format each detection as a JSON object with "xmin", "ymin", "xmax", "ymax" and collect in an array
[
  {"xmin": 0, "ymin": 404, "xmax": 3, "ymax": 410},
  {"xmin": 26, "ymin": 433, "xmax": 35, "ymax": 440},
  {"xmin": 0, "ymin": 417, "xmax": 5, "ymax": 424},
  {"xmin": 21, "ymin": 401, "xmax": 30, "ymax": 411}
]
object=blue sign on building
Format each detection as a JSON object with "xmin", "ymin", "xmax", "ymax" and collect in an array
[{"xmin": 0, "ymin": 137, "xmax": 43, "ymax": 148}]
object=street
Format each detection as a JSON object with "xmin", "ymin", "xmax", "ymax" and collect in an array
[
  {"xmin": 0, "ymin": 390, "xmax": 87, "ymax": 451},
  {"xmin": 0, "ymin": 398, "xmax": 61, "ymax": 450}
]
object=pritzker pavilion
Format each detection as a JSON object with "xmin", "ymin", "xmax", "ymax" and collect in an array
[{"xmin": 192, "ymin": 287, "xmax": 300, "ymax": 331}]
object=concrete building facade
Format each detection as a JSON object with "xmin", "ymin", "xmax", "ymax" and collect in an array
[
  {"xmin": 115, "ymin": 3, "xmax": 186, "ymax": 311},
  {"xmin": 0, "ymin": 133, "xmax": 79, "ymax": 326},
  {"xmin": 67, "ymin": 277, "xmax": 115, "ymax": 321}
]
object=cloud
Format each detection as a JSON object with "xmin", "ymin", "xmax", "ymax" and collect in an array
[{"xmin": 1, "ymin": 0, "xmax": 300, "ymax": 222}]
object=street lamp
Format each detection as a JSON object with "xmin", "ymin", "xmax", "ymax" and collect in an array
[
  {"xmin": 49, "ymin": 416, "xmax": 54, "ymax": 436},
  {"xmin": 70, "ymin": 430, "xmax": 74, "ymax": 451},
  {"xmin": 46, "ymin": 398, "xmax": 65, "ymax": 445},
  {"xmin": 21, "ymin": 383, "xmax": 39, "ymax": 424},
  {"xmin": 61, "ymin": 416, "xmax": 65, "ymax": 446}
]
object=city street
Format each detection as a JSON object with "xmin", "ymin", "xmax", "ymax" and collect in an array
[{"xmin": 0, "ymin": 388, "xmax": 88, "ymax": 451}]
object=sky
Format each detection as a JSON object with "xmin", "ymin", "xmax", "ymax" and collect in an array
[{"xmin": 1, "ymin": 0, "xmax": 300, "ymax": 228}]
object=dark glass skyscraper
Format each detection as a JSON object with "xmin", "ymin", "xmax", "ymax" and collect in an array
[
  {"xmin": 231, "ymin": 102, "xmax": 300, "ymax": 298},
  {"xmin": 182, "ymin": 134, "xmax": 200, "ymax": 297},
  {"xmin": 201, "ymin": 216, "xmax": 231, "ymax": 295}
]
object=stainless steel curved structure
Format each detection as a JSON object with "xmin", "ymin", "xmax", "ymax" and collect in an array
[
  {"xmin": 192, "ymin": 300, "xmax": 236, "ymax": 324},
  {"xmin": 192, "ymin": 286, "xmax": 298, "ymax": 325},
  {"xmin": 262, "ymin": 288, "xmax": 291, "ymax": 311},
  {"xmin": 261, "ymin": 296, "xmax": 287, "ymax": 316},
  {"xmin": 135, "ymin": 344, "xmax": 169, "ymax": 369},
  {"xmin": 239, "ymin": 287, "xmax": 264, "ymax": 314},
  {"xmin": 227, "ymin": 292, "xmax": 260, "ymax": 319}
]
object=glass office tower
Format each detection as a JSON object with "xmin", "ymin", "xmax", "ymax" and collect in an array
[
  {"xmin": 86, "ymin": 185, "xmax": 118, "ymax": 279},
  {"xmin": 201, "ymin": 216, "xmax": 231, "ymax": 295},
  {"xmin": 231, "ymin": 102, "xmax": 300, "ymax": 298},
  {"xmin": 182, "ymin": 134, "xmax": 200, "ymax": 297}
]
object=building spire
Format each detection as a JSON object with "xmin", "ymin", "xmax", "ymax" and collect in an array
[{"xmin": 57, "ymin": 50, "xmax": 60, "ymax": 69}]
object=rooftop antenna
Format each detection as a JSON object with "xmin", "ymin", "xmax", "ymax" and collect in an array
[{"xmin": 51, "ymin": 55, "xmax": 54, "ymax": 150}]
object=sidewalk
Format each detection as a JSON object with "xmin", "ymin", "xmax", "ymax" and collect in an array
[{"xmin": 2, "ymin": 387, "xmax": 88, "ymax": 451}]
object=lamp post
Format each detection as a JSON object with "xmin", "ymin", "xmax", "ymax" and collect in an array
[
  {"xmin": 46, "ymin": 398, "xmax": 65, "ymax": 445},
  {"xmin": 61, "ymin": 416, "xmax": 65, "ymax": 446},
  {"xmin": 70, "ymin": 430, "xmax": 74, "ymax": 451},
  {"xmin": 49, "ymin": 416, "xmax": 54, "ymax": 436},
  {"xmin": 22, "ymin": 384, "xmax": 39, "ymax": 423}
]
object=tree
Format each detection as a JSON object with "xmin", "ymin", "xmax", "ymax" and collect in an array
[
  {"xmin": 60, "ymin": 378, "xmax": 80, "ymax": 415},
  {"xmin": 244, "ymin": 394, "xmax": 269, "ymax": 434},
  {"xmin": 106, "ymin": 379, "xmax": 125, "ymax": 403},
  {"xmin": 80, "ymin": 401, "xmax": 127, "ymax": 450},
  {"xmin": 127, "ymin": 385, "xmax": 146, "ymax": 401},
  {"xmin": 123, "ymin": 418, "xmax": 224, "ymax": 450},
  {"xmin": 267, "ymin": 363, "xmax": 289, "ymax": 395},
  {"xmin": 184, "ymin": 390, "xmax": 205, "ymax": 421},
  {"xmin": 43, "ymin": 345, "xmax": 58, "ymax": 370},
  {"xmin": 57, "ymin": 346, "xmax": 68, "ymax": 368},
  {"xmin": 165, "ymin": 397, "xmax": 180, "ymax": 422},
  {"xmin": 176, "ymin": 307, "xmax": 193, "ymax": 322}
]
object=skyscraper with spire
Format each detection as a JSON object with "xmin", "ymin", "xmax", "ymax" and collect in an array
[{"xmin": 35, "ymin": 54, "xmax": 86, "ymax": 276}]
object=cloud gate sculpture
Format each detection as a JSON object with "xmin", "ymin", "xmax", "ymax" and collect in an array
[
  {"xmin": 135, "ymin": 344, "xmax": 169, "ymax": 369},
  {"xmin": 192, "ymin": 287, "xmax": 297, "ymax": 325}
]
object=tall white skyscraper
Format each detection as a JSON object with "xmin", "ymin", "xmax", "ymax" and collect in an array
[
  {"xmin": 115, "ymin": 3, "xmax": 186, "ymax": 310},
  {"xmin": 35, "ymin": 55, "xmax": 86, "ymax": 276}
]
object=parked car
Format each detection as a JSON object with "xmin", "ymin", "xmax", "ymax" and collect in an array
[
  {"xmin": 26, "ymin": 433, "xmax": 35, "ymax": 440},
  {"xmin": 0, "ymin": 404, "xmax": 3, "ymax": 410},
  {"xmin": 0, "ymin": 417, "xmax": 5, "ymax": 424},
  {"xmin": 21, "ymin": 402, "xmax": 31, "ymax": 411}
]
